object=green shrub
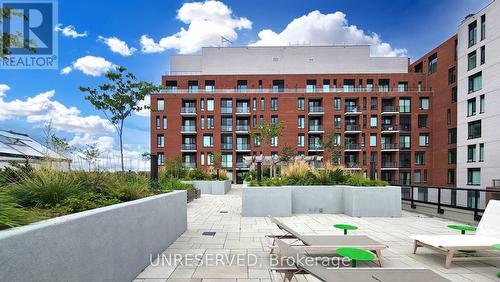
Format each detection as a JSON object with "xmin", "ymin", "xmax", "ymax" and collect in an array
[
  {"xmin": 158, "ymin": 176, "xmax": 195, "ymax": 191},
  {"xmin": 52, "ymin": 192, "xmax": 122, "ymax": 215},
  {"xmin": 0, "ymin": 162, "xmax": 34, "ymax": 186},
  {"xmin": 0, "ymin": 193, "xmax": 42, "ymax": 230}
]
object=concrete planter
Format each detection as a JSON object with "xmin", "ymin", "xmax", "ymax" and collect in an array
[
  {"xmin": 0, "ymin": 191, "xmax": 187, "ymax": 282},
  {"xmin": 242, "ymin": 185, "xmax": 402, "ymax": 217},
  {"xmin": 242, "ymin": 187, "xmax": 292, "ymax": 216},
  {"xmin": 342, "ymin": 186, "xmax": 402, "ymax": 217},
  {"xmin": 183, "ymin": 180, "xmax": 231, "ymax": 195}
]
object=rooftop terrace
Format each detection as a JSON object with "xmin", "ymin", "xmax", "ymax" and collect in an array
[{"xmin": 135, "ymin": 186, "xmax": 499, "ymax": 282}]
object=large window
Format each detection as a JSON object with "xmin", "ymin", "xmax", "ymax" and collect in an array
[
  {"xmin": 334, "ymin": 116, "xmax": 341, "ymax": 129},
  {"xmin": 156, "ymin": 134, "xmax": 164, "ymax": 147},
  {"xmin": 370, "ymin": 134, "xmax": 377, "ymax": 147},
  {"xmin": 370, "ymin": 116, "xmax": 377, "ymax": 128},
  {"xmin": 419, "ymin": 134, "xmax": 429, "ymax": 147},
  {"xmin": 419, "ymin": 97, "xmax": 429, "ymax": 110},
  {"xmin": 468, "ymin": 20, "xmax": 477, "ymax": 47},
  {"xmin": 334, "ymin": 98, "xmax": 341, "ymax": 111},
  {"xmin": 271, "ymin": 98, "xmax": 278, "ymax": 111},
  {"xmin": 467, "ymin": 144, "xmax": 476, "ymax": 162},
  {"xmin": 448, "ymin": 169, "xmax": 456, "ymax": 185},
  {"xmin": 203, "ymin": 135, "xmax": 213, "ymax": 147},
  {"xmin": 467, "ymin": 168, "xmax": 480, "ymax": 186},
  {"xmin": 297, "ymin": 116, "xmax": 305, "ymax": 129},
  {"xmin": 157, "ymin": 99, "xmax": 164, "ymax": 111},
  {"xmin": 156, "ymin": 116, "xmax": 160, "ymax": 129},
  {"xmin": 468, "ymin": 120, "xmax": 481, "ymax": 139},
  {"xmin": 297, "ymin": 134, "xmax": 305, "ymax": 147},
  {"xmin": 158, "ymin": 153, "xmax": 164, "ymax": 165},
  {"xmin": 448, "ymin": 128, "xmax": 457, "ymax": 144},
  {"xmin": 428, "ymin": 53, "xmax": 437, "ymax": 74},
  {"xmin": 468, "ymin": 72, "xmax": 482, "ymax": 93},
  {"xmin": 399, "ymin": 98, "xmax": 411, "ymax": 113},
  {"xmin": 448, "ymin": 149, "xmax": 456, "ymax": 164},
  {"xmin": 467, "ymin": 98, "xmax": 476, "ymax": 116},
  {"xmin": 207, "ymin": 116, "xmax": 214, "ymax": 129},
  {"xmin": 468, "ymin": 51, "xmax": 476, "ymax": 71},
  {"xmin": 207, "ymin": 99, "xmax": 214, "ymax": 111},
  {"xmin": 297, "ymin": 98, "xmax": 305, "ymax": 110},
  {"xmin": 448, "ymin": 67, "xmax": 456, "ymax": 84},
  {"xmin": 400, "ymin": 135, "xmax": 411, "ymax": 149},
  {"xmin": 415, "ymin": 152, "xmax": 425, "ymax": 165},
  {"xmin": 451, "ymin": 87, "xmax": 457, "ymax": 103}
]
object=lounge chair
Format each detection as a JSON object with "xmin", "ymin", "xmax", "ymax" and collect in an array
[
  {"xmin": 411, "ymin": 199, "xmax": 500, "ymax": 268},
  {"xmin": 272, "ymin": 239, "xmax": 451, "ymax": 282},
  {"xmin": 267, "ymin": 216, "xmax": 386, "ymax": 266}
]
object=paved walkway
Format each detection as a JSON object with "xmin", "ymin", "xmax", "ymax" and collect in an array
[{"xmin": 135, "ymin": 186, "xmax": 499, "ymax": 282}]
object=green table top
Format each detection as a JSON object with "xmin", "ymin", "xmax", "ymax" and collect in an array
[
  {"xmin": 447, "ymin": 225, "xmax": 477, "ymax": 232},
  {"xmin": 336, "ymin": 247, "xmax": 375, "ymax": 261},
  {"xmin": 333, "ymin": 224, "xmax": 358, "ymax": 231}
]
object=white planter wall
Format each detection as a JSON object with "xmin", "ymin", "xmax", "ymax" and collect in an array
[{"xmin": 183, "ymin": 180, "xmax": 231, "ymax": 195}]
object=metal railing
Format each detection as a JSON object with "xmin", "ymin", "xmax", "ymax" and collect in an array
[
  {"xmin": 382, "ymin": 124, "xmax": 398, "ymax": 131},
  {"xmin": 345, "ymin": 105, "xmax": 361, "ymax": 113},
  {"xmin": 345, "ymin": 124, "xmax": 360, "ymax": 131},
  {"xmin": 309, "ymin": 106, "xmax": 324, "ymax": 113},
  {"xmin": 236, "ymin": 162, "xmax": 249, "ymax": 168},
  {"xmin": 309, "ymin": 125, "xmax": 324, "ymax": 131},
  {"xmin": 158, "ymin": 87, "xmax": 432, "ymax": 94},
  {"xmin": 345, "ymin": 162, "xmax": 361, "ymax": 168},
  {"xmin": 399, "ymin": 124, "xmax": 411, "ymax": 131},
  {"xmin": 381, "ymin": 106, "xmax": 398, "ymax": 112},
  {"xmin": 221, "ymin": 143, "xmax": 232, "ymax": 150},
  {"xmin": 345, "ymin": 143, "xmax": 361, "ymax": 150},
  {"xmin": 235, "ymin": 125, "xmax": 250, "ymax": 131},
  {"xmin": 308, "ymin": 144, "xmax": 324, "ymax": 150},
  {"xmin": 221, "ymin": 126, "xmax": 232, "ymax": 132},
  {"xmin": 236, "ymin": 107, "xmax": 250, "ymax": 113},
  {"xmin": 181, "ymin": 144, "xmax": 196, "ymax": 150},
  {"xmin": 381, "ymin": 161, "xmax": 398, "ymax": 168},
  {"xmin": 181, "ymin": 125, "xmax": 196, "ymax": 132},
  {"xmin": 399, "ymin": 161, "xmax": 411, "ymax": 168},
  {"xmin": 221, "ymin": 107, "xmax": 232, "ymax": 114},
  {"xmin": 180, "ymin": 107, "xmax": 196, "ymax": 113},
  {"xmin": 381, "ymin": 143, "xmax": 398, "ymax": 150},
  {"xmin": 400, "ymin": 185, "xmax": 489, "ymax": 221},
  {"xmin": 236, "ymin": 143, "xmax": 250, "ymax": 150}
]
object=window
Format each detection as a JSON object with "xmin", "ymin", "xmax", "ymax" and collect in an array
[
  {"xmin": 157, "ymin": 134, "xmax": 164, "ymax": 147},
  {"xmin": 272, "ymin": 80, "xmax": 284, "ymax": 92},
  {"xmin": 480, "ymin": 14, "xmax": 486, "ymax": 41},
  {"xmin": 334, "ymin": 116, "xmax": 341, "ymax": 129},
  {"xmin": 418, "ymin": 115, "xmax": 428, "ymax": 128},
  {"xmin": 298, "ymin": 98, "xmax": 305, "ymax": 110},
  {"xmin": 448, "ymin": 149, "xmax": 456, "ymax": 164},
  {"xmin": 400, "ymin": 135, "xmax": 411, "ymax": 149},
  {"xmin": 156, "ymin": 116, "xmax": 160, "ymax": 129},
  {"xmin": 414, "ymin": 171, "xmax": 421, "ymax": 184},
  {"xmin": 479, "ymin": 95, "xmax": 485, "ymax": 113},
  {"xmin": 334, "ymin": 98, "xmax": 341, "ymax": 111},
  {"xmin": 419, "ymin": 134, "xmax": 429, "ymax": 147},
  {"xmin": 378, "ymin": 79, "xmax": 390, "ymax": 92},
  {"xmin": 323, "ymin": 79, "xmax": 330, "ymax": 92},
  {"xmin": 479, "ymin": 143, "xmax": 484, "ymax": 162},
  {"xmin": 467, "ymin": 98, "xmax": 476, "ymax": 116},
  {"xmin": 207, "ymin": 99, "xmax": 214, "ymax": 111},
  {"xmin": 158, "ymin": 153, "xmax": 164, "ymax": 165},
  {"xmin": 414, "ymin": 62, "xmax": 423, "ymax": 73},
  {"xmin": 306, "ymin": 80, "xmax": 317, "ymax": 92},
  {"xmin": 271, "ymin": 98, "xmax": 278, "ymax": 111},
  {"xmin": 157, "ymin": 99, "xmax": 164, "ymax": 111},
  {"xmin": 448, "ymin": 128, "xmax": 457, "ymax": 144},
  {"xmin": 163, "ymin": 117, "xmax": 167, "ymax": 129},
  {"xmin": 415, "ymin": 152, "xmax": 425, "ymax": 165},
  {"xmin": 271, "ymin": 115, "xmax": 278, "ymax": 124},
  {"xmin": 399, "ymin": 98, "xmax": 411, "ymax": 113},
  {"xmin": 260, "ymin": 98, "xmax": 265, "ymax": 111},
  {"xmin": 467, "ymin": 168, "xmax": 480, "ymax": 186},
  {"xmin": 252, "ymin": 98, "xmax": 256, "ymax": 110},
  {"xmin": 203, "ymin": 135, "xmax": 213, "ymax": 147},
  {"xmin": 419, "ymin": 97, "xmax": 429, "ymax": 110},
  {"xmin": 271, "ymin": 136, "xmax": 278, "ymax": 147},
  {"xmin": 370, "ymin": 116, "xmax": 377, "ymax": 128},
  {"xmin": 480, "ymin": 46, "xmax": 485, "ymax": 65},
  {"xmin": 207, "ymin": 153, "xmax": 214, "ymax": 165},
  {"xmin": 200, "ymin": 117, "xmax": 205, "ymax": 129},
  {"xmin": 467, "ymin": 145, "xmax": 476, "ymax": 162},
  {"xmin": 200, "ymin": 152, "xmax": 205, "ymax": 166},
  {"xmin": 200, "ymin": 99, "xmax": 205, "ymax": 111},
  {"xmin": 252, "ymin": 116, "xmax": 257, "ymax": 127},
  {"xmin": 448, "ymin": 170, "xmax": 456, "ymax": 185},
  {"xmin": 204, "ymin": 80, "xmax": 215, "ymax": 92},
  {"xmin": 468, "ymin": 72, "xmax": 482, "ymax": 93},
  {"xmin": 297, "ymin": 134, "xmax": 305, "ymax": 147},
  {"xmin": 253, "ymin": 135, "xmax": 261, "ymax": 146},
  {"xmin": 237, "ymin": 80, "xmax": 247, "ymax": 92},
  {"xmin": 468, "ymin": 51, "xmax": 477, "ymax": 70},
  {"xmin": 222, "ymin": 154, "xmax": 232, "ymax": 168},
  {"xmin": 468, "ymin": 120, "xmax": 481, "ymax": 139},
  {"xmin": 366, "ymin": 79, "xmax": 374, "ymax": 91},
  {"xmin": 428, "ymin": 53, "xmax": 437, "ymax": 74},
  {"xmin": 447, "ymin": 109, "xmax": 452, "ymax": 125},
  {"xmin": 297, "ymin": 116, "xmax": 305, "ymax": 129},
  {"xmin": 207, "ymin": 116, "xmax": 214, "ymax": 129},
  {"xmin": 398, "ymin": 82, "xmax": 408, "ymax": 92},
  {"xmin": 448, "ymin": 67, "xmax": 456, "ymax": 84},
  {"xmin": 370, "ymin": 134, "xmax": 377, "ymax": 147},
  {"xmin": 370, "ymin": 97, "xmax": 378, "ymax": 110},
  {"xmin": 468, "ymin": 20, "xmax": 477, "ymax": 47},
  {"xmin": 451, "ymin": 87, "xmax": 457, "ymax": 103},
  {"xmin": 188, "ymin": 80, "xmax": 198, "ymax": 93}
]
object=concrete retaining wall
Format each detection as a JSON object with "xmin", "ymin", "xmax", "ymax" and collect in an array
[
  {"xmin": 0, "ymin": 191, "xmax": 187, "ymax": 282},
  {"xmin": 242, "ymin": 186, "xmax": 401, "ymax": 217},
  {"xmin": 183, "ymin": 180, "xmax": 231, "ymax": 195}
]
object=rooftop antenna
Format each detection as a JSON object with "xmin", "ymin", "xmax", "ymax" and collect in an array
[{"xmin": 221, "ymin": 36, "xmax": 232, "ymax": 48}]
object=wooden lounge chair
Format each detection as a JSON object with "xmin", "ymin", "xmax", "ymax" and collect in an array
[
  {"xmin": 411, "ymin": 200, "xmax": 500, "ymax": 268},
  {"xmin": 272, "ymin": 239, "xmax": 451, "ymax": 282},
  {"xmin": 267, "ymin": 216, "xmax": 387, "ymax": 266}
]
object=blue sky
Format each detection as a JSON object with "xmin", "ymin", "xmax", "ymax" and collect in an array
[{"xmin": 0, "ymin": 0, "xmax": 489, "ymax": 170}]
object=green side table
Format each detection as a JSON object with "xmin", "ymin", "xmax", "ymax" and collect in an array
[
  {"xmin": 494, "ymin": 244, "xmax": 500, "ymax": 279},
  {"xmin": 447, "ymin": 224, "xmax": 477, "ymax": 235},
  {"xmin": 337, "ymin": 247, "xmax": 375, "ymax": 267},
  {"xmin": 333, "ymin": 224, "xmax": 358, "ymax": 235}
]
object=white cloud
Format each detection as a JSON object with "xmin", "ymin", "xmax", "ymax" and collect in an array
[
  {"xmin": 250, "ymin": 11, "xmax": 406, "ymax": 57},
  {"xmin": 140, "ymin": 0, "xmax": 252, "ymax": 54},
  {"xmin": 98, "ymin": 36, "xmax": 137, "ymax": 56},
  {"xmin": 61, "ymin": 55, "xmax": 117, "ymax": 77},
  {"xmin": 135, "ymin": 95, "xmax": 150, "ymax": 117},
  {"xmin": 0, "ymin": 89, "xmax": 113, "ymax": 134},
  {"xmin": 0, "ymin": 84, "xmax": 10, "ymax": 97},
  {"xmin": 54, "ymin": 24, "xmax": 88, "ymax": 38}
]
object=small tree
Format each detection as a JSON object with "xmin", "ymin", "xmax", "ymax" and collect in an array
[
  {"xmin": 212, "ymin": 152, "xmax": 222, "ymax": 179},
  {"xmin": 323, "ymin": 131, "xmax": 343, "ymax": 165},
  {"xmin": 80, "ymin": 66, "xmax": 159, "ymax": 172},
  {"xmin": 80, "ymin": 143, "xmax": 101, "ymax": 172},
  {"xmin": 251, "ymin": 121, "xmax": 285, "ymax": 177}
]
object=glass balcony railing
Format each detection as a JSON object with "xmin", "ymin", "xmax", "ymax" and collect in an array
[
  {"xmin": 381, "ymin": 162, "xmax": 398, "ymax": 168},
  {"xmin": 345, "ymin": 162, "xmax": 361, "ymax": 168},
  {"xmin": 400, "ymin": 161, "xmax": 411, "ymax": 168},
  {"xmin": 382, "ymin": 124, "xmax": 398, "ymax": 131},
  {"xmin": 181, "ymin": 144, "xmax": 196, "ymax": 150},
  {"xmin": 181, "ymin": 125, "xmax": 196, "ymax": 132},
  {"xmin": 381, "ymin": 106, "xmax": 398, "ymax": 113},
  {"xmin": 221, "ymin": 143, "xmax": 233, "ymax": 150},
  {"xmin": 345, "ymin": 105, "xmax": 361, "ymax": 113},
  {"xmin": 381, "ymin": 143, "xmax": 398, "ymax": 150},
  {"xmin": 309, "ymin": 125, "xmax": 324, "ymax": 131},
  {"xmin": 308, "ymin": 144, "xmax": 323, "ymax": 150},
  {"xmin": 236, "ymin": 107, "xmax": 250, "ymax": 113},
  {"xmin": 236, "ymin": 143, "xmax": 250, "ymax": 150},
  {"xmin": 221, "ymin": 126, "xmax": 232, "ymax": 132},
  {"xmin": 180, "ymin": 107, "xmax": 196, "ymax": 113},
  {"xmin": 309, "ymin": 106, "xmax": 324, "ymax": 113},
  {"xmin": 345, "ymin": 143, "xmax": 361, "ymax": 150},
  {"xmin": 158, "ymin": 87, "xmax": 432, "ymax": 94},
  {"xmin": 235, "ymin": 125, "xmax": 250, "ymax": 131},
  {"xmin": 345, "ymin": 124, "xmax": 360, "ymax": 131},
  {"xmin": 221, "ymin": 107, "xmax": 232, "ymax": 114}
]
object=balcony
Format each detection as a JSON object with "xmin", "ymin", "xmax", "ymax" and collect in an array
[
  {"xmin": 400, "ymin": 161, "xmax": 411, "ymax": 168},
  {"xmin": 308, "ymin": 106, "xmax": 324, "ymax": 115},
  {"xmin": 181, "ymin": 144, "xmax": 196, "ymax": 151},
  {"xmin": 235, "ymin": 125, "xmax": 250, "ymax": 133},
  {"xmin": 181, "ymin": 125, "xmax": 196, "ymax": 133},
  {"xmin": 381, "ymin": 124, "xmax": 399, "ymax": 133},
  {"xmin": 381, "ymin": 143, "xmax": 399, "ymax": 151},
  {"xmin": 221, "ymin": 143, "xmax": 233, "ymax": 150},
  {"xmin": 236, "ymin": 162, "xmax": 250, "ymax": 169},
  {"xmin": 344, "ymin": 162, "xmax": 361, "ymax": 169},
  {"xmin": 235, "ymin": 107, "xmax": 251, "ymax": 115},
  {"xmin": 400, "ymin": 124, "xmax": 411, "ymax": 132},
  {"xmin": 308, "ymin": 125, "xmax": 324, "ymax": 133},
  {"xmin": 345, "ymin": 124, "xmax": 361, "ymax": 133},
  {"xmin": 308, "ymin": 144, "xmax": 324, "ymax": 151},
  {"xmin": 236, "ymin": 143, "xmax": 250, "ymax": 151},
  {"xmin": 221, "ymin": 125, "xmax": 233, "ymax": 132},
  {"xmin": 221, "ymin": 107, "xmax": 233, "ymax": 114},
  {"xmin": 344, "ymin": 143, "xmax": 361, "ymax": 151},
  {"xmin": 381, "ymin": 106, "xmax": 399, "ymax": 115},
  {"xmin": 180, "ymin": 107, "xmax": 197, "ymax": 115},
  {"xmin": 381, "ymin": 162, "xmax": 399, "ymax": 170},
  {"xmin": 345, "ymin": 105, "xmax": 362, "ymax": 115},
  {"xmin": 182, "ymin": 162, "xmax": 196, "ymax": 168}
]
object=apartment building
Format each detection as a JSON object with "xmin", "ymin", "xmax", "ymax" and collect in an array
[
  {"xmin": 151, "ymin": 45, "xmax": 443, "ymax": 184},
  {"xmin": 457, "ymin": 0, "xmax": 500, "ymax": 191}
]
